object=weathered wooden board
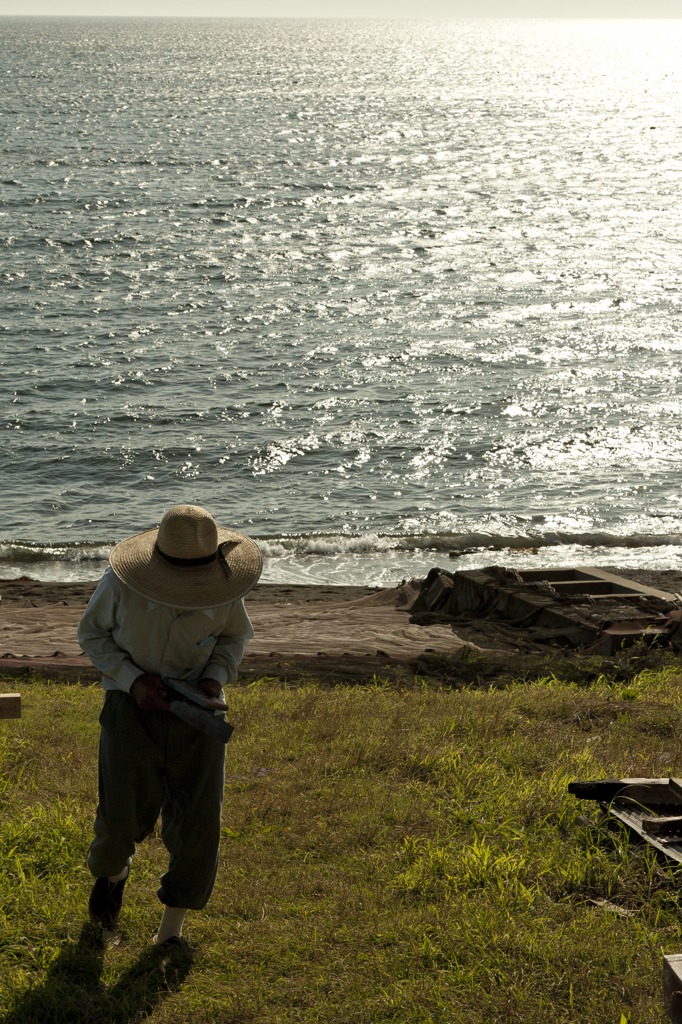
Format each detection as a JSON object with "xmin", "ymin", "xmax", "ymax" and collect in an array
[
  {"xmin": 574, "ymin": 779, "xmax": 682, "ymax": 1020},
  {"xmin": 569, "ymin": 778, "xmax": 682, "ymax": 864},
  {"xmin": 568, "ymin": 778, "xmax": 672, "ymax": 803},
  {"xmin": 642, "ymin": 815, "xmax": 682, "ymax": 837},
  {"xmin": 664, "ymin": 954, "xmax": 682, "ymax": 1023},
  {"xmin": 0, "ymin": 693, "xmax": 21, "ymax": 720}
]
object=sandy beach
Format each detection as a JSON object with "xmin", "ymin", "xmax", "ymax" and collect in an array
[
  {"xmin": 0, "ymin": 573, "xmax": 492, "ymax": 682},
  {"xmin": 1, "ymin": 567, "xmax": 681, "ymax": 683}
]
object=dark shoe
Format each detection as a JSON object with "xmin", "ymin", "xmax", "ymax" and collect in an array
[
  {"xmin": 154, "ymin": 935, "xmax": 188, "ymax": 950},
  {"xmin": 88, "ymin": 875, "xmax": 127, "ymax": 931},
  {"xmin": 152, "ymin": 935, "xmax": 194, "ymax": 961}
]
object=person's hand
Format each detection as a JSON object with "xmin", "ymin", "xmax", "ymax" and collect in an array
[
  {"xmin": 130, "ymin": 673, "xmax": 169, "ymax": 710},
  {"xmin": 198, "ymin": 677, "xmax": 222, "ymax": 700}
]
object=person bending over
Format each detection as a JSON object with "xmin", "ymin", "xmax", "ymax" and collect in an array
[{"xmin": 78, "ymin": 503, "xmax": 262, "ymax": 947}]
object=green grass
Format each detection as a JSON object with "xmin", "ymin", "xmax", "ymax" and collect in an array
[{"xmin": 2, "ymin": 667, "xmax": 682, "ymax": 1023}]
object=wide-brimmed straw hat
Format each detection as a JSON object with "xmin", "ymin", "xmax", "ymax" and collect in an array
[{"xmin": 109, "ymin": 504, "xmax": 263, "ymax": 609}]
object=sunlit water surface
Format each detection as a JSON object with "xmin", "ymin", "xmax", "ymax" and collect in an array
[{"xmin": 1, "ymin": 17, "xmax": 680, "ymax": 584}]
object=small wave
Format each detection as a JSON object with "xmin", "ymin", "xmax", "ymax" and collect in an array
[
  {"xmin": 443, "ymin": 531, "xmax": 682, "ymax": 554},
  {"xmin": 0, "ymin": 542, "xmax": 111, "ymax": 565},
  {"xmin": 2, "ymin": 530, "xmax": 681, "ymax": 570},
  {"xmin": 257, "ymin": 529, "xmax": 682, "ymax": 559},
  {"xmin": 1, "ymin": 530, "xmax": 681, "ymax": 587},
  {"xmin": 257, "ymin": 533, "xmax": 395, "ymax": 558}
]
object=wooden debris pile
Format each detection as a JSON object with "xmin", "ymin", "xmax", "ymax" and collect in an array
[
  {"xmin": 569, "ymin": 777, "xmax": 682, "ymax": 864},
  {"xmin": 570, "ymin": 777, "xmax": 682, "ymax": 1021},
  {"xmin": 408, "ymin": 566, "xmax": 680, "ymax": 652}
]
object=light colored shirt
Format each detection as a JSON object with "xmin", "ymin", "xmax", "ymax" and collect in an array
[{"xmin": 78, "ymin": 567, "xmax": 254, "ymax": 693}]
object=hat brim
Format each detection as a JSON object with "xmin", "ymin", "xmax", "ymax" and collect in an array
[{"xmin": 109, "ymin": 526, "xmax": 263, "ymax": 608}]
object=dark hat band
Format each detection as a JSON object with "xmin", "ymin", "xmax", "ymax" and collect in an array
[{"xmin": 155, "ymin": 544, "xmax": 218, "ymax": 568}]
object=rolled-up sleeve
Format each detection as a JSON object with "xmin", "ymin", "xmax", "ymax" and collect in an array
[{"xmin": 77, "ymin": 570, "xmax": 142, "ymax": 692}]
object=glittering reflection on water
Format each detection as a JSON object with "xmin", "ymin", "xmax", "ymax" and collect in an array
[{"xmin": 1, "ymin": 17, "xmax": 681, "ymax": 568}]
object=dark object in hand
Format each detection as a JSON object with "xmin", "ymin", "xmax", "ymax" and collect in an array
[{"xmin": 168, "ymin": 700, "xmax": 234, "ymax": 743}]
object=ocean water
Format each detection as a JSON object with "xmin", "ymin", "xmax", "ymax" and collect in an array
[{"xmin": 1, "ymin": 16, "xmax": 681, "ymax": 586}]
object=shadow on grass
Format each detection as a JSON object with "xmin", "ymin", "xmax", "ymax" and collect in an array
[{"xmin": 0, "ymin": 923, "xmax": 194, "ymax": 1024}]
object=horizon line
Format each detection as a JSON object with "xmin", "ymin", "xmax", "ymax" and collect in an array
[{"xmin": 1, "ymin": 11, "xmax": 680, "ymax": 17}]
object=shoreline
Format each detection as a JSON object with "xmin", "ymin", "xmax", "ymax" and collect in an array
[
  {"xmin": 1, "ymin": 568, "xmax": 681, "ymax": 685},
  {"xmin": 0, "ymin": 574, "xmax": 419, "ymax": 682},
  {"xmin": 3, "ymin": 565, "xmax": 682, "ymax": 605},
  {"xmin": 0, "ymin": 576, "xmax": 382, "ymax": 610}
]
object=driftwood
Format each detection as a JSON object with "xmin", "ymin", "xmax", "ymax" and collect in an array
[
  {"xmin": 641, "ymin": 815, "xmax": 682, "ymax": 837},
  {"xmin": 570, "ymin": 777, "xmax": 682, "ymax": 1022},
  {"xmin": 664, "ymin": 955, "xmax": 682, "ymax": 1023},
  {"xmin": 415, "ymin": 566, "xmax": 680, "ymax": 652},
  {"xmin": 568, "ymin": 777, "xmax": 682, "ymax": 864}
]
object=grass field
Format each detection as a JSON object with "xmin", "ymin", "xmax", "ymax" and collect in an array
[{"xmin": 2, "ymin": 661, "xmax": 682, "ymax": 1023}]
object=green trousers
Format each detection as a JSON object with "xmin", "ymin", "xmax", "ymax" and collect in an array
[{"xmin": 87, "ymin": 690, "xmax": 226, "ymax": 909}]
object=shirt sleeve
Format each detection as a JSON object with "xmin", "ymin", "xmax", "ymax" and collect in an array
[
  {"xmin": 77, "ymin": 569, "xmax": 143, "ymax": 693},
  {"xmin": 201, "ymin": 599, "xmax": 255, "ymax": 686}
]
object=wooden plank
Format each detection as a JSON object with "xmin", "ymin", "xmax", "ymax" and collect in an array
[
  {"xmin": 519, "ymin": 567, "xmax": 677, "ymax": 601},
  {"xmin": 583, "ymin": 567, "xmax": 678, "ymax": 602},
  {"xmin": 568, "ymin": 778, "xmax": 671, "ymax": 803},
  {"xmin": 423, "ymin": 574, "xmax": 454, "ymax": 611},
  {"xmin": 0, "ymin": 693, "xmax": 21, "ymax": 720},
  {"xmin": 663, "ymin": 954, "xmax": 682, "ymax": 1023},
  {"xmin": 668, "ymin": 779, "xmax": 682, "ymax": 800},
  {"xmin": 642, "ymin": 815, "xmax": 682, "ymax": 837},
  {"xmin": 607, "ymin": 806, "xmax": 682, "ymax": 865},
  {"xmin": 569, "ymin": 777, "xmax": 682, "ymax": 865}
]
